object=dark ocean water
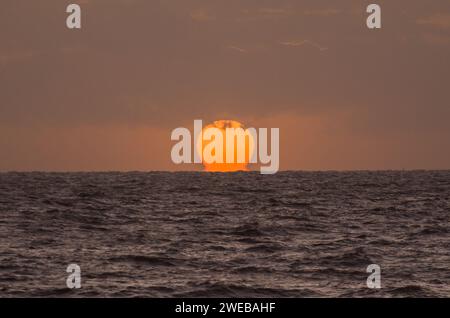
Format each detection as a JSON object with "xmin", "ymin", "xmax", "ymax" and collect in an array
[{"xmin": 0, "ymin": 171, "xmax": 449, "ymax": 298}]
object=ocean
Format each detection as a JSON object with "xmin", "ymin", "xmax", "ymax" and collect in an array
[{"xmin": 0, "ymin": 171, "xmax": 449, "ymax": 297}]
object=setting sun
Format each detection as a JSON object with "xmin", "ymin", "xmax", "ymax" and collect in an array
[{"xmin": 196, "ymin": 120, "xmax": 255, "ymax": 172}]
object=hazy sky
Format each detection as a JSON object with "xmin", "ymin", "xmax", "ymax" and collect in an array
[{"xmin": 1, "ymin": 0, "xmax": 449, "ymax": 171}]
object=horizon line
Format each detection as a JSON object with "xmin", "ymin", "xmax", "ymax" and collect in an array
[{"xmin": 1, "ymin": 169, "xmax": 449, "ymax": 174}]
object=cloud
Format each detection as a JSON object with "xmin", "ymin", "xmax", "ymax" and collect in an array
[
  {"xmin": 0, "ymin": 50, "xmax": 38, "ymax": 66},
  {"xmin": 190, "ymin": 8, "xmax": 215, "ymax": 22},
  {"xmin": 258, "ymin": 8, "xmax": 292, "ymax": 16},
  {"xmin": 421, "ymin": 33, "xmax": 450, "ymax": 45},
  {"xmin": 279, "ymin": 40, "xmax": 328, "ymax": 51},
  {"xmin": 303, "ymin": 8, "xmax": 341, "ymax": 17},
  {"xmin": 238, "ymin": 7, "xmax": 294, "ymax": 21},
  {"xmin": 417, "ymin": 13, "xmax": 450, "ymax": 29},
  {"xmin": 226, "ymin": 45, "xmax": 248, "ymax": 53}
]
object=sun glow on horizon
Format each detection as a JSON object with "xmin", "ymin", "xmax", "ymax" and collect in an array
[{"xmin": 196, "ymin": 120, "xmax": 255, "ymax": 172}]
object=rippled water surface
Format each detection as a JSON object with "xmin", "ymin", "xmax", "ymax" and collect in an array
[{"xmin": 0, "ymin": 171, "xmax": 449, "ymax": 297}]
